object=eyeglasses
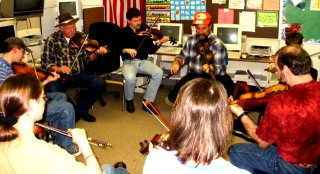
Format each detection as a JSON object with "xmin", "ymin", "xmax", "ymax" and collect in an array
[
  {"xmin": 42, "ymin": 96, "xmax": 48, "ymax": 102},
  {"xmin": 24, "ymin": 51, "xmax": 30, "ymax": 55}
]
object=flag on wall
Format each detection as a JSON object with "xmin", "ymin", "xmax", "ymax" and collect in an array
[{"xmin": 103, "ymin": 0, "xmax": 145, "ymax": 28}]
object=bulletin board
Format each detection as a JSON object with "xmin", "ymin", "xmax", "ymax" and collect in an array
[{"xmin": 150, "ymin": 0, "xmax": 280, "ymax": 39}]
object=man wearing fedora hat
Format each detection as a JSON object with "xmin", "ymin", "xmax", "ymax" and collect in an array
[
  {"xmin": 41, "ymin": 12, "xmax": 109, "ymax": 122},
  {"xmin": 165, "ymin": 11, "xmax": 234, "ymax": 106}
]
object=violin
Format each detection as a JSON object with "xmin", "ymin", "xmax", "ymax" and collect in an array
[
  {"xmin": 139, "ymin": 100, "xmax": 173, "ymax": 154},
  {"xmin": 231, "ymin": 83, "xmax": 288, "ymax": 111},
  {"xmin": 69, "ymin": 33, "xmax": 108, "ymax": 52},
  {"xmin": 33, "ymin": 121, "xmax": 49, "ymax": 140},
  {"xmin": 136, "ymin": 24, "xmax": 177, "ymax": 45},
  {"xmin": 12, "ymin": 62, "xmax": 54, "ymax": 82},
  {"xmin": 194, "ymin": 38, "xmax": 217, "ymax": 75}
]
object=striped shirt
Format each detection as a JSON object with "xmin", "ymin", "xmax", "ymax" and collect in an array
[
  {"xmin": 0, "ymin": 58, "xmax": 13, "ymax": 84},
  {"xmin": 177, "ymin": 34, "xmax": 227, "ymax": 75},
  {"xmin": 41, "ymin": 31, "xmax": 91, "ymax": 74}
]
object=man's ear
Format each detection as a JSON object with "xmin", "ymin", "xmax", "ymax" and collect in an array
[{"xmin": 283, "ymin": 65, "xmax": 292, "ymax": 76}]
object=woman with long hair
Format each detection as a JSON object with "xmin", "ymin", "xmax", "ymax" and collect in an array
[
  {"xmin": 143, "ymin": 78, "xmax": 250, "ymax": 174},
  {"xmin": 0, "ymin": 74, "xmax": 127, "ymax": 174}
]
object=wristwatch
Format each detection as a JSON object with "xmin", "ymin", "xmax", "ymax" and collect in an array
[{"xmin": 237, "ymin": 112, "xmax": 247, "ymax": 119}]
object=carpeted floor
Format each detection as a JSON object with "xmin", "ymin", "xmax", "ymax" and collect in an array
[{"xmin": 74, "ymin": 86, "xmax": 253, "ymax": 174}]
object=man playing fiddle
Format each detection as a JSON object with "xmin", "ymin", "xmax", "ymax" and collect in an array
[
  {"xmin": 119, "ymin": 8, "xmax": 169, "ymax": 113},
  {"xmin": 165, "ymin": 11, "xmax": 234, "ymax": 106},
  {"xmin": 229, "ymin": 45, "xmax": 320, "ymax": 174},
  {"xmin": 0, "ymin": 37, "xmax": 80, "ymax": 156},
  {"xmin": 266, "ymin": 31, "xmax": 317, "ymax": 80},
  {"xmin": 42, "ymin": 12, "xmax": 108, "ymax": 122}
]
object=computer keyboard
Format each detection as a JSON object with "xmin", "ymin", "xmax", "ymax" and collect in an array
[
  {"xmin": 227, "ymin": 51, "xmax": 241, "ymax": 59},
  {"xmin": 157, "ymin": 46, "xmax": 182, "ymax": 54}
]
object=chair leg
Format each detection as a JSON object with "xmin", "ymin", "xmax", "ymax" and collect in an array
[
  {"xmin": 122, "ymin": 80, "xmax": 125, "ymax": 111},
  {"xmin": 99, "ymin": 96, "xmax": 106, "ymax": 106},
  {"xmin": 91, "ymin": 105, "xmax": 95, "ymax": 116}
]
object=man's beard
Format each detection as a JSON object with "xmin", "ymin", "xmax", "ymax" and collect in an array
[{"xmin": 196, "ymin": 33, "xmax": 207, "ymax": 40}]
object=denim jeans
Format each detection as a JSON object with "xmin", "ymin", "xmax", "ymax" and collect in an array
[
  {"xmin": 229, "ymin": 143, "xmax": 319, "ymax": 174},
  {"xmin": 45, "ymin": 92, "xmax": 75, "ymax": 149},
  {"xmin": 122, "ymin": 59, "xmax": 163, "ymax": 102},
  {"xmin": 101, "ymin": 164, "xmax": 128, "ymax": 174},
  {"xmin": 45, "ymin": 71, "xmax": 105, "ymax": 113}
]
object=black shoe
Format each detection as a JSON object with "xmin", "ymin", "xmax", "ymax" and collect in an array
[
  {"xmin": 233, "ymin": 119, "xmax": 255, "ymax": 143},
  {"xmin": 126, "ymin": 100, "xmax": 135, "ymax": 113},
  {"xmin": 114, "ymin": 161, "xmax": 127, "ymax": 169},
  {"xmin": 142, "ymin": 100, "xmax": 158, "ymax": 115},
  {"xmin": 80, "ymin": 112, "xmax": 96, "ymax": 122}
]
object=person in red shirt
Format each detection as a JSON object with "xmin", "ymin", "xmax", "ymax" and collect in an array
[{"xmin": 229, "ymin": 45, "xmax": 320, "ymax": 174}]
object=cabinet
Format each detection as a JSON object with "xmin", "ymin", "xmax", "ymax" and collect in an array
[{"xmin": 227, "ymin": 57, "xmax": 274, "ymax": 87}]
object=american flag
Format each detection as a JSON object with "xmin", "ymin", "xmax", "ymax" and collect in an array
[{"xmin": 103, "ymin": 0, "xmax": 145, "ymax": 28}]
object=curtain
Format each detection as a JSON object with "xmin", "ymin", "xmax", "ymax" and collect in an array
[{"xmin": 103, "ymin": 0, "xmax": 145, "ymax": 28}]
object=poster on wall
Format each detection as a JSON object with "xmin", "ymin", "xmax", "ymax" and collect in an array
[
  {"xmin": 146, "ymin": 0, "xmax": 170, "ymax": 25},
  {"xmin": 282, "ymin": 0, "xmax": 320, "ymax": 43},
  {"xmin": 256, "ymin": 11, "xmax": 278, "ymax": 27},
  {"xmin": 171, "ymin": 0, "xmax": 206, "ymax": 21}
]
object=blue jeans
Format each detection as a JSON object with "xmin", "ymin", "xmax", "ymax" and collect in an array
[
  {"xmin": 45, "ymin": 92, "xmax": 75, "ymax": 149},
  {"xmin": 45, "ymin": 71, "xmax": 105, "ymax": 113},
  {"xmin": 122, "ymin": 59, "xmax": 163, "ymax": 102},
  {"xmin": 102, "ymin": 164, "xmax": 128, "ymax": 174},
  {"xmin": 229, "ymin": 143, "xmax": 319, "ymax": 174}
]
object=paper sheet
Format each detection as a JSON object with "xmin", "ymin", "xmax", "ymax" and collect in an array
[
  {"xmin": 218, "ymin": 8, "xmax": 235, "ymax": 24},
  {"xmin": 239, "ymin": 11, "xmax": 256, "ymax": 32}
]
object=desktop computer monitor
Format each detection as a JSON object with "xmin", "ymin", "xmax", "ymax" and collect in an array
[
  {"xmin": 57, "ymin": 0, "xmax": 82, "ymax": 19},
  {"xmin": 157, "ymin": 23, "xmax": 183, "ymax": 47},
  {"xmin": 0, "ymin": 20, "xmax": 16, "ymax": 53},
  {"xmin": 213, "ymin": 24, "xmax": 242, "ymax": 51}
]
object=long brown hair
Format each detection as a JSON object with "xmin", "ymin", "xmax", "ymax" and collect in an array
[
  {"xmin": 171, "ymin": 78, "xmax": 233, "ymax": 165},
  {"xmin": 0, "ymin": 74, "xmax": 42, "ymax": 142}
]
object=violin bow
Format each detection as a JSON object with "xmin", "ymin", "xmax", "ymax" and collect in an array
[
  {"xmin": 142, "ymin": 100, "xmax": 171, "ymax": 131},
  {"xmin": 29, "ymin": 51, "xmax": 40, "ymax": 80},
  {"xmin": 35, "ymin": 122, "xmax": 112, "ymax": 149},
  {"xmin": 70, "ymin": 34, "xmax": 89, "ymax": 72},
  {"xmin": 136, "ymin": 15, "xmax": 161, "ymax": 52},
  {"xmin": 246, "ymin": 69, "xmax": 263, "ymax": 91}
]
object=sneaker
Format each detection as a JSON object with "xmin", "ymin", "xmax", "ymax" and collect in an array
[
  {"xmin": 66, "ymin": 145, "xmax": 82, "ymax": 157},
  {"xmin": 164, "ymin": 97, "xmax": 174, "ymax": 106},
  {"xmin": 80, "ymin": 112, "xmax": 96, "ymax": 122}
]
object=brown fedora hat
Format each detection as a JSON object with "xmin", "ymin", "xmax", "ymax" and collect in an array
[{"xmin": 55, "ymin": 12, "xmax": 79, "ymax": 27}]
